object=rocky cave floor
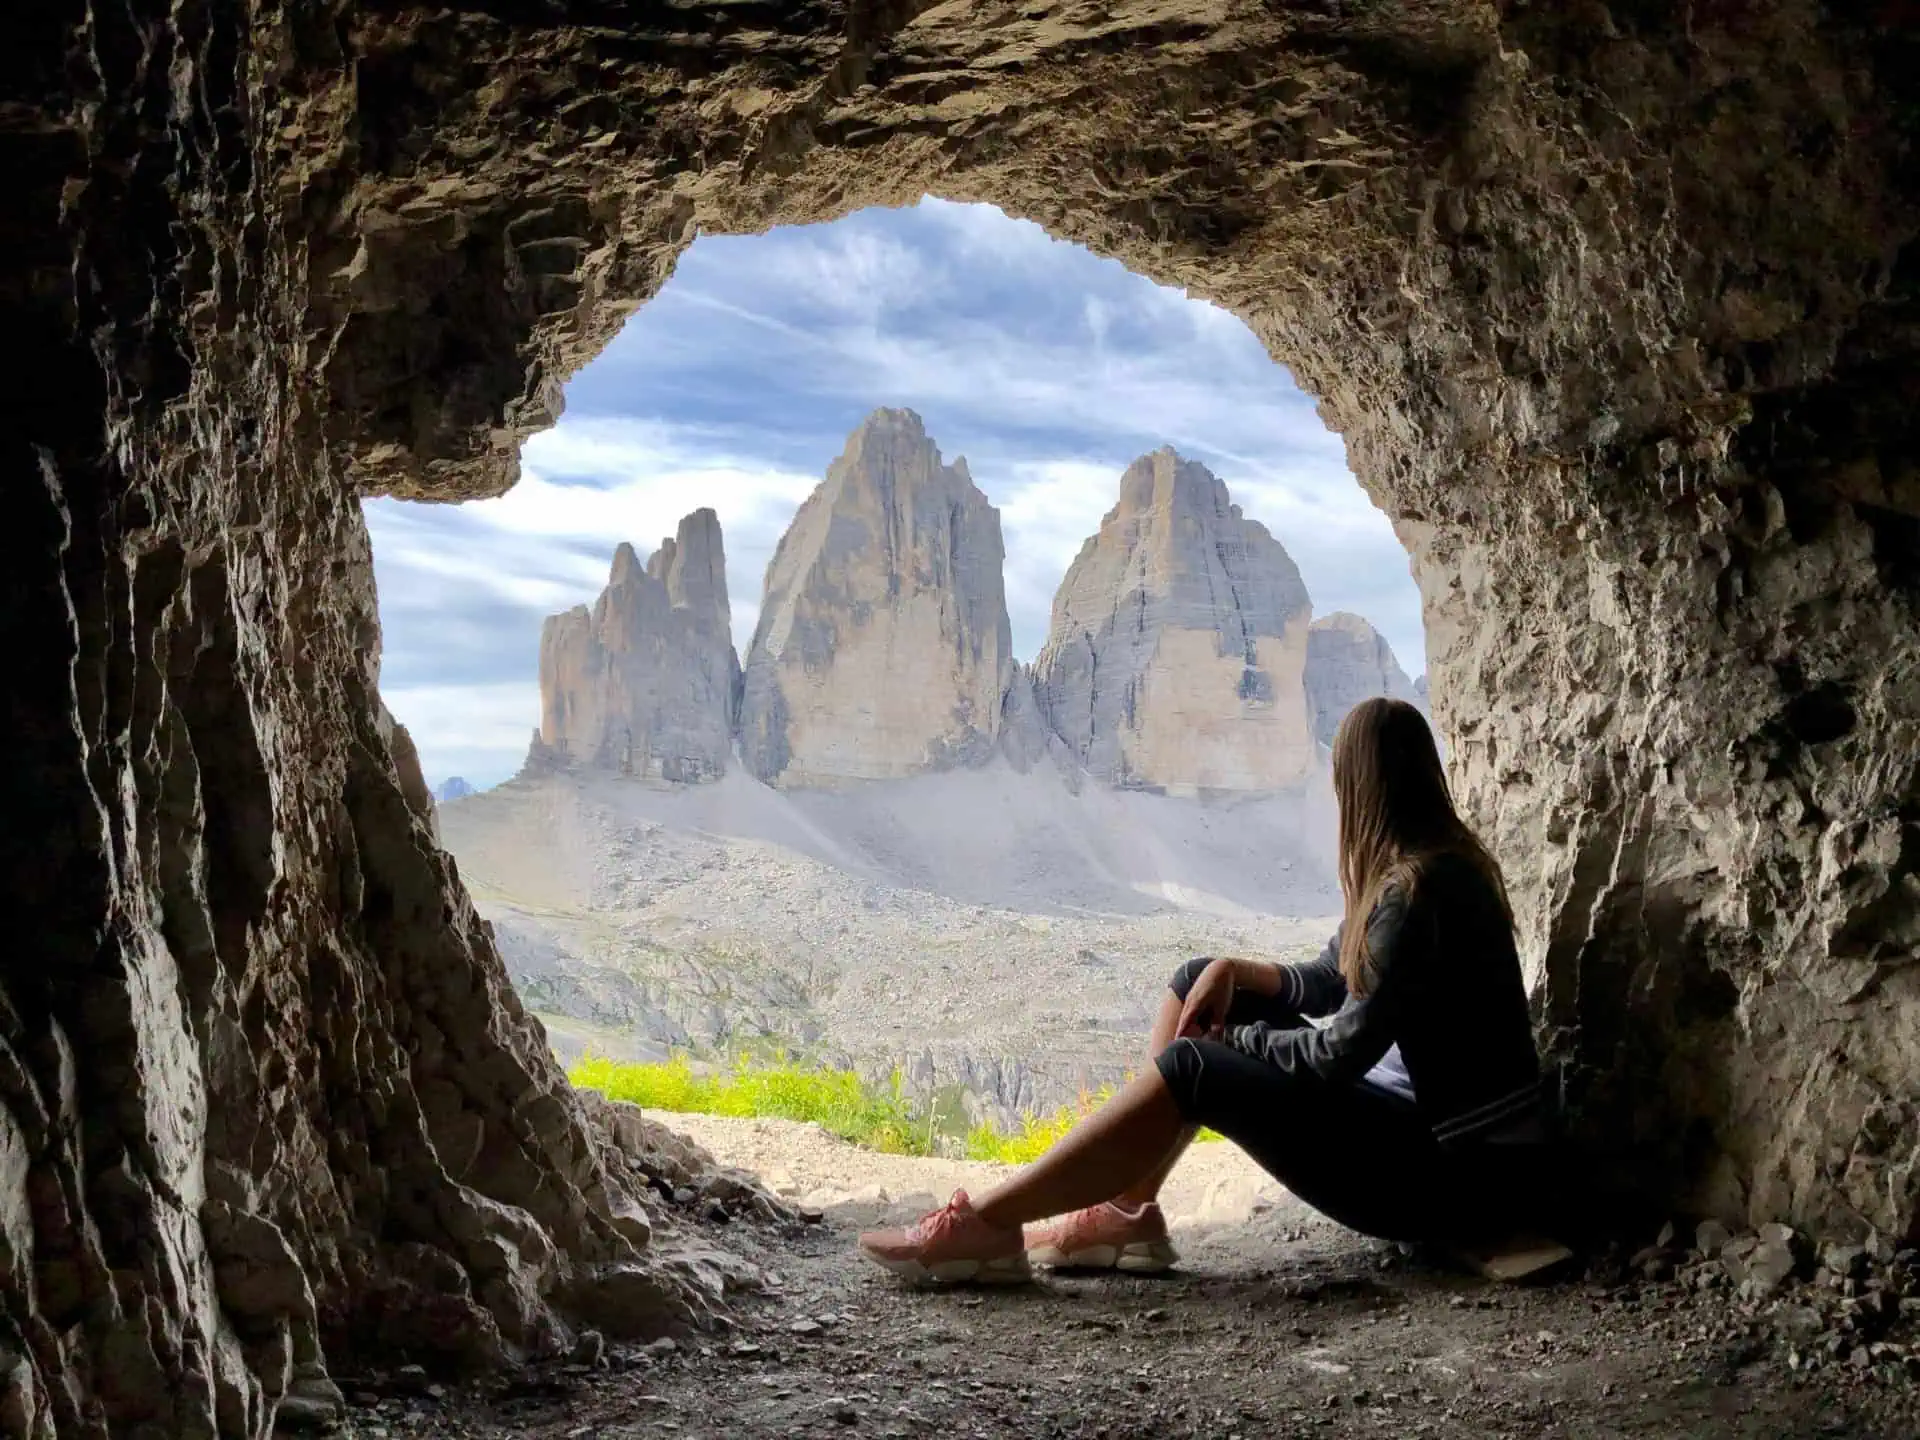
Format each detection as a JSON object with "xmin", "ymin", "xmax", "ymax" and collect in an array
[{"xmin": 325, "ymin": 1197, "xmax": 1918, "ymax": 1439}]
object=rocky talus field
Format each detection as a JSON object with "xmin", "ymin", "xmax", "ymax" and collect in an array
[{"xmin": 438, "ymin": 766, "xmax": 1339, "ymax": 1121}]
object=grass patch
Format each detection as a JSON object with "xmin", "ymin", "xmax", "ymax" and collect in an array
[
  {"xmin": 567, "ymin": 1054, "xmax": 1225, "ymax": 1164},
  {"xmin": 570, "ymin": 1053, "xmax": 937, "ymax": 1155}
]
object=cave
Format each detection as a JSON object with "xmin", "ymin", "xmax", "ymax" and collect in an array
[{"xmin": 7, "ymin": 0, "xmax": 1919, "ymax": 1432}]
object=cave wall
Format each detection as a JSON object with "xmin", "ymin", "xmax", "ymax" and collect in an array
[
  {"xmin": 315, "ymin": 0, "xmax": 1919, "ymax": 1230},
  {"xmin": 6, "ymin": 0, "xmax": 1918, "ymax": 1432},
  {"xmin": 4, "ymin": 1, "xmax": 717, "ymax": 1433}
]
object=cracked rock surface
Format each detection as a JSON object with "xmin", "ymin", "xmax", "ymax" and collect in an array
[
  {"xmin": 739, "ymin": 409, "xmax": 1020, "ymax": 786},
  {"xmin": 1035, "ymin": 448, "xmax": 1319, "ymax": 795}
]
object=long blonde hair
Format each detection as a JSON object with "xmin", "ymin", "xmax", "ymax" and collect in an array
[{"xmin": 1332, "ymin": 697, "xmax": 1509, "ymax": 994}]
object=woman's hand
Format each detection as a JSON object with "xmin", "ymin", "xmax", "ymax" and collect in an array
[{"xmin": 1177, "ymin": 957, "xmax": 1236, "ymax": 1039}]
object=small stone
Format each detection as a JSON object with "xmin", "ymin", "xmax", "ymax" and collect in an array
[
  {"xmin": 800, "ymin": 1206, "xmax": 826, "ymax": 1225},
  {"xmin": 1143, "ymin": 1308, "xmax": 1168, "ymax": 1324},
  {"xmin": 700, "ymin": 1199, "xmax": 731, "ymax": 1225},
  {"xmin": 1822, "ymin": 1243, "xmax": 1867, "ymax": 1279},
  {"xmin": 272, "ymin": 1395, "xmax": 339, "ymax": 1432},
  {"xmin": 729, "ymin": 1342, "xmax": 763, "ymax": 1358},
  {"xmin": 672, "ymin": 1187, "xmax": 697, "ymax": 1206},
  {"xmin": 1759, "ymin": 1222, "xmax": 1796, "ymax": 1249},
  {"xmin": 832, "ymin": 1399, "xmax": 860, "ymax": 1425},
  {"xmin": 571, "ymin": 1330, "xmax": 606, "ymax": 1367},
  {"xmin": 1696, "ymin": 1220, "xmax": 1732, "ymax": 1258},
  {"xmin": 1746, "ymin": 1239, "xmax": 1797, "ymax": 1296},
  {"xmin": 790, "ymin": 1320, "xmax": 823, "ymax": 1337},
  {"xmin": 1656, "ymin": 1221, "xmax": 1677, "ymax": 1248},
  {"xmin": 642, "ymin": 1337, "xmax": 679, "ymax": 1357},
  {"xmin": 287, "ymin": 1373, "xmax": 345, "ymax": 1407}
]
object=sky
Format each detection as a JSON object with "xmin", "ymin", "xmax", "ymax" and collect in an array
[{"xmin": 364, "ymin": 198, "xmax": 1423, "ymax": 791}]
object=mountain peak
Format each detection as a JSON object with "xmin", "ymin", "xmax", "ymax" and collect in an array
[
  {"xmin": 609, "ymin": 541, "xmax": 644, "ymax": 587},
  {"xmin": 851, "ymin": 405, "xmax": 928, "ymax": 438},
  {"xmin": 534, "ymin": 509, "xmax": 739, "ymax": 780},
  {"xmin": 1303, "ymin": 612, "xmax": 1425, "ymax": 748},
  {"xmin": 1037, "ymin": 456, "xmax": 1315, "ymax": 795},
  {"xmin": 739, "ymin": 411, "xmax": 1015, "ymax": 786}
]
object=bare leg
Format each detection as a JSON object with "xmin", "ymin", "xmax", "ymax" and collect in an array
[
  {"xmin": 1116, "ymin": 990, "xmax": 1199, "ymax": 1207},
  {"xmin": 972, "ymin": 1067, "xmax": 1187, "ymax": 1229}
]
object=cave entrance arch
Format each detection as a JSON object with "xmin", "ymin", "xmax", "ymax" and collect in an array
[
  {"xmin": 13, "ymin": 1, "xmax": 1920, "ymax": 1432},
  {"xmin": 368, "ymin": 195, "xmax": 1425, "ymax": 1125}
]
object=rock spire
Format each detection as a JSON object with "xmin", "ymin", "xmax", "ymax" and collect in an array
[
  {"xmin": 536, "ymin": 508, "xmax": 740, "ymax": 781},
  {"xmin": 1034, "ymin": 448, "xmax": 1317, "ymax": 795},
  {"xmin": 737, "ymin": 409, "xmax": 1020, "ymax": 785}
]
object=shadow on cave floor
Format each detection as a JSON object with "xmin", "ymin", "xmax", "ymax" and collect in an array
[{"xmin": 337, "ymin": 1195, "xmax": 1917, "ymax": 1439}]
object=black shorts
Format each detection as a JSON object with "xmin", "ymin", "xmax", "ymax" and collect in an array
[{"xmin": 1152, "ymin": 959, "xmax": 1512, "ymax": 1244}]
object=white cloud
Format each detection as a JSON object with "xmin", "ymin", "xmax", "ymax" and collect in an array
[
  {"xmin": 740, "ymin": 224, "xmax": 940, "ymax": 320},
  {"xmin": 383, "ymin": 682, "xmax": 541, "ymax": 788}
]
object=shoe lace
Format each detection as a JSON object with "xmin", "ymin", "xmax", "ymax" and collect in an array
[{"xmin": 914, "ymin": 1191, "xmax": 971, "ymax": 1243}]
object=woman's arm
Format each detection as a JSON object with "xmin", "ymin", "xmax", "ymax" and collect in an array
[
  {"xmin": 1223, "ymin": 896, "xmax": 1415, "ymax": 1083},
  {"xmin": 1220, "ymin": 957, "xmax": 1286, "ymax": 995},
  {"xmin": 1270, "ymin": 926, "xmax": 1349, "ymax": 1017},
  {"xmin": 1196, "ymin": 927, "xmax": 1351, "ymax": 1014}
]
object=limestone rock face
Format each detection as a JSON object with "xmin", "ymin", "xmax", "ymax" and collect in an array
[
  {"xmin": 739, "ymin": 410, "xmax": 1016, "ymax": 785},
  {"xmin": 1036, "ymin": 450, "xmax": 1316, "ymax": 796},
  {"xmin": 538, "ymin": 510, "xmax": 739, "ymax": 781},
  {"xmin": 1304, "ymin": 612, "xmax": 1427, "ymax": 748},
  {"xmin": 998, "ymin": 665, "xmax": 1055, "ymax": 772}
]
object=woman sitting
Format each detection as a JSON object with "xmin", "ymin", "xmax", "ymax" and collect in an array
[{"xmin": 859, "ymin": 696, "xmax": 1548, "ymax": 1282}]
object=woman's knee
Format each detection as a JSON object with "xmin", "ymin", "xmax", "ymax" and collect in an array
[
  {"xmin": 1167, "ymin": 955, "xmax": 1213, "ymax": 1001},
  {"xmin": 1152, "ymin": 1035, "xmax": 1227, "ymax": 1123}
]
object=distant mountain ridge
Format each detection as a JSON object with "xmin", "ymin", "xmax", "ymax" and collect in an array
[
  {"xmin": 1305, "ymin": 611, "xmax": 1425, "ymax": 750},
  {"xmin": 528, "ymin": 407, "xmax": 1424, "ymax": 793}
]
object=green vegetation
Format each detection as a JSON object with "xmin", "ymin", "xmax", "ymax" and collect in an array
[
  {"xmin": 569, "ymin": 1053, "xmax": 937, "ymax": 1154},
  {"xmin": 568, "ymin": 1053, "xmax": 1221, "ymax": 1164}
]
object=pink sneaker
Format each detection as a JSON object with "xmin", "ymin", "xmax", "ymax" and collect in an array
[
  {"xmin": 1026, "ymin": 1201, "xmax": 1178, "ymax": 1273},
  {"xmin": 857, "ymin": 1191, "xmax": 1031, "ymax": 1285}
]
